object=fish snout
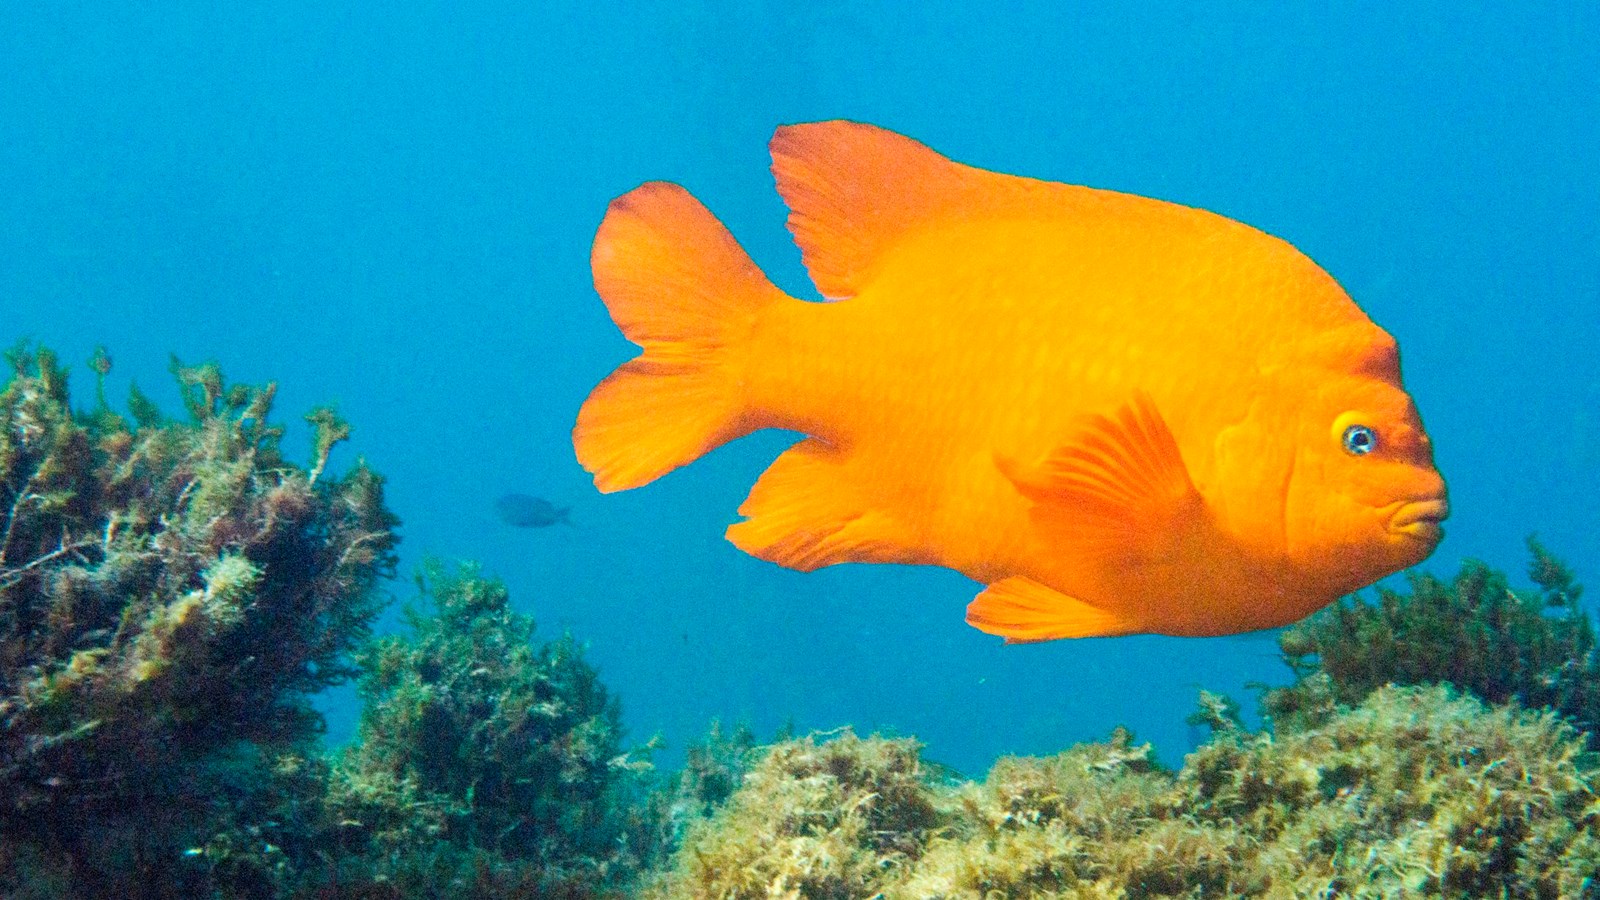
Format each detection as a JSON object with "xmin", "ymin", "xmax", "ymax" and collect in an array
[{"xmin": 1389, "ymin": 497, "xmax": 1450, "ymax": 542}]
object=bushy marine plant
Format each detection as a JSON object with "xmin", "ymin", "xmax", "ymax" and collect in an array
[
  {"xmin": 1185, "ymin": 685, "xmax": 1600, "ymax": 897},
  {"xmin": 639, "ymin": 730, "xmax": 942, "ymax": 899},
  {"xmin": 0, "ymin": 346, "xmax": 400, "ymax": 896},
  {"xmin": 903, "ymin": 727, "xmax": 1240, "ymax": 898},
  {"xmin": 324, "ymin": 560, "xmax": 644, "ymax": 898},
  {"xmin": 642, "ymin": 688, "xmax": 1600, "ymax": 898},
  {"xmin": 1267, "ymin": 540, "xmax": 1600, "ymax": 741},
  {"xmin": 627, "ymin": 718, "xmax": 769, "ymax": 865}
]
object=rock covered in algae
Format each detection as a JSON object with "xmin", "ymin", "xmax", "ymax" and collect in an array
[
  {"xmin": 0, "ymin": 346, "xmax": 400, "ymax": 896},
  {"xmin": 1182, "ymin": 685, "xmax": 1599, "ymax": 897},
  {"xmin": 642, "ymin": 687, "xmax": 1600, "ymax": 898},
  {"xmin": 639, "ymin": 730, "xmax": 942, "ymax": 898}
]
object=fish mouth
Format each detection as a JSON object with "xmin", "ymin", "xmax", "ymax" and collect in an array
[{"xmin": 1388, "ymin": 497, "xmax": 1450, "ymax": 542}]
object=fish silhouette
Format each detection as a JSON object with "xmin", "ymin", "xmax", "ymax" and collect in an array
[{"xmin": 495, "ymin": 493, "xmax": 571, "ymax": 528}]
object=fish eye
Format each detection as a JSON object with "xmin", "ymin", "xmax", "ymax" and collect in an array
[{"xmin": 1341, "ymin": 424, "xmax": 1377, "ymax": 456}]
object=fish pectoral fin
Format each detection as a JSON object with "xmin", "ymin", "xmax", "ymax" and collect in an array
[
  {"xmin": 1000, "ymin": 392, "xmax": 1206, "ymax": 563},
  {"xmin": 726, "ymin": 438, "xmax": 929, "ymax": 572},
  {"xmin": 966, "ymin": 577, "xmax": 1143, "ymax": 642}
]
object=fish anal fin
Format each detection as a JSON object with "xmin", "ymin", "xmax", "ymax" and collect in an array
[
  {"xmin": 726, "ymin": 439, "xmax": 925, "ymax": 572},
  {"xmin": 966, "ymin": 577, "xmax": 1143, "ymax": 642},
  {"xmin": 770, "ymin": 121, "xmax": 989, "ymax": 300},
  {"xmin": 1002, "ymin": 393, "xmax": 1205, "ymax": 563}
]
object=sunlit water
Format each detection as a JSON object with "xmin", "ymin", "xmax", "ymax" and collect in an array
[{"xmin": 2, "ymin": 3, "xmax": 1596, "ymax": 775}]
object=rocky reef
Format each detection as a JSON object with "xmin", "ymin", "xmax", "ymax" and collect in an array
[
  {"xmin": 637, "ymin": 547, "xmax": 1600, "ymax": 898},
  {"xmin": 640, "ymin": 685, "xmax": 1599, "ymax": 898},
  {"xmin": 2, "ymin": 345, "xmax": 1597, "ymax": 898}
]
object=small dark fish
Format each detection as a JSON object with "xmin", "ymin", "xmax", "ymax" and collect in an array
[{"xmin": 495, "ymin": 493, "xmax": 571, "ymax": 528}]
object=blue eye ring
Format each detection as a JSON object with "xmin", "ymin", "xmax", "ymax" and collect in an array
[{"xmin": 1342, "ymin": 424, "xmax": 1378, "ymax": 456}]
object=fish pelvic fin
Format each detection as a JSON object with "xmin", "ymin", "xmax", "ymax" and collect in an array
[
  {"xmin": 966, "ymin": 577, "xmax": 1144, "ymax": 642},
  {"xmin": 1000, "ymin": 393, "xmax": 1208, "ymax": 566},
  {"xmin": 576, "ymin": 182, "xmax": 790, "ymax": 493},
  {"xmin": 726, "ymin": 438, "xmax": 929, "ymax": 571}
]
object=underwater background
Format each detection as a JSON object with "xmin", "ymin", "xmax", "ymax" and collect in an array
[{"xmin": 2, "ymin": 0, "xmax": 1597, "ymax": 787}]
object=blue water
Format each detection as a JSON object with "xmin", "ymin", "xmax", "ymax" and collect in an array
[{"xmin": 2, "ymin": 4, "xmax": 1595, "ymax": 775}]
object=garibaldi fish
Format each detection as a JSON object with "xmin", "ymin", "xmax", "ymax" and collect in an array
[{"xmin": 574, "ymin": 120, "xmax": 1448, "ymax": 642}]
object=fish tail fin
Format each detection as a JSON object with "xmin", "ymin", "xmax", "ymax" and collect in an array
[{"xmin": 576, "ymin": 182, "xmax": 788, "ymax": 492}]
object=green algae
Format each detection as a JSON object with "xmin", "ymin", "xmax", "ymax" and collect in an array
[
  {"xmin": 0, "ymin": 346, "xmax": 400, "ymax": 896},
  {"xmin": 322, "ymin": 560, "xmax": 641, "ymax": 898},
  {"xmin": 1267, "ymin": 539, "xmax": 1600, "ymax": 741}
]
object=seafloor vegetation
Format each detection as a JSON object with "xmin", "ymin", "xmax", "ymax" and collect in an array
[
  {"xmin": 642, "ymin": 686, "xmax": 1599, "ymax": 898},
  {"xmin": 1, "ymin": 346, "xmax": 1596, "ymax": 898}
]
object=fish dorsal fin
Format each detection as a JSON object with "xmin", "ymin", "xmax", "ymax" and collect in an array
[
  {"xmin": 1000, "ymin": 394, "xmax": 1206, "ymax": 563},
  {"xmin": 771, "ymin": 120, "xmax": 1001, "ymax": 300}
]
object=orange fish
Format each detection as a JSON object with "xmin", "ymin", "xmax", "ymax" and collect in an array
[{"xmin": 574, "ymin": 121, "xmax": 1447, "ymax": 642}]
